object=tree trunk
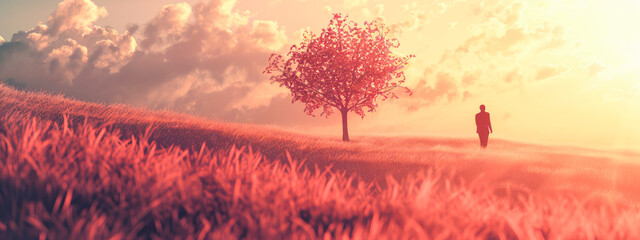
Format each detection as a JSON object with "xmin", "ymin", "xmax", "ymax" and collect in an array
[{"xmin": 341, "ymin": 109, "xmax": 349, "ymax": 141}]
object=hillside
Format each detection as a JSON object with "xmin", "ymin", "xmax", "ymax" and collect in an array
[
  {"xmin": 2, "ymin": 84, "xmax": 640, "ymax": 239},
  {"xmin": 3, "ymin": 84, "xmax": 639, "ymax": 201}
]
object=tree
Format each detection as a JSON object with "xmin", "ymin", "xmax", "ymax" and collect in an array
[{"xmin": 264, "ymin": 14, "xmax": 414, "ymax": 141}]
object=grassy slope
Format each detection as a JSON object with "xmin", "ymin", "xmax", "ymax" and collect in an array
[
  {"xmin": 2, "ymin": 84, "xmax": 640, "ymax": 239},
  {"xmin": 3, "ymin": 84, "xmax": 639, "ymax": 203}
]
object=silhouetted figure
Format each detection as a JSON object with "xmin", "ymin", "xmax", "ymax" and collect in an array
[{"xmin": 475, "ymin": 104, "xmax": 492, "ymax": 148}]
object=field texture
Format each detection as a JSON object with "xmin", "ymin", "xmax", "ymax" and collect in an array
[{"xmin": 1, "ymin": 84, "xmax": 640, "ymax": 239}]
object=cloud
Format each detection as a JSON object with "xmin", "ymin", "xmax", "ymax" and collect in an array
[
  {"xmin": 251, "ymin": 20, "xmax": 287, "ymax": 51},
  {"xmin": 503, "ymin": 68, "xmax": 523, "ymax": 83},
  {"xmin": 362, "ymin": 9, "xmax": 373, "ymax": 19},
  {"xmin": 462, "ymin": 70, "xmax": 481, "ymax": 85},
  {"xmin": 501, "ymin": 1, "xmax": 524, "ymax": 26},
  {"xmin": 362, "ymin": 4, "xmax": 385, "ymax": 19},
  {"xmin": 0, "ymin": 35, "xmax": 4, "ymax": 44},
  {"xmin": 375, "ymin": 4, "xmax": 385, "ymax": 15},
  {"xmin": 140, "ymin": 3, "xmax": 192, "ymax": 50},
  {"xmin": 535, "ymin": 64, "xmax": 567, "ymax": 80},
  {"xmin": 401, "ymin": 2, "xmax": 417, "ymax": 12},
  {"xmin": 448, "ymin": 22, "xmax": 458, "ymax": 29},
  {"xmin": 473, "ymin": 1, "xmax": 525, "ymax": 27},
  {"xmin": 542, "ymin": 26, "xmax": 567, "ymax": 50},
  {"xmin": 437, "ymin": 2, "xmax": 448, "ymax": 14},
  {"xmin": 389, "ymin": 9, "xmax": 428, "ymax": 36},
  {"xmin": 323, "ymin": 5, "xmax": 333, "ymax": 16},
  {"xmin": 399, "ymin": 0, "xmax": 578, "ymax": 112},
  {"xmin": 486, "ymin": 27, "xmax": 526, "ymax": 54},
  {"xmin": 0, "ymin": 0, "xmax": 302, "ymax": 125},
  {"xmin": 47, "ymin": 0, "xmax": 107, "ymax": 35},
  {"xmin": 11, "ymin": 23, "xmax": 51, "ymax": 50},
  {"xmin": 410, "ymin": 71, "xmax": 460, "ymax": 106},
  {"xmin": 587, "ymin": 62, "xmax": 605, "ymax": 77},
  {"xmin": 344, "ymin": 0, "xmax": 368, "ymax": 9},
  {"xmin": 46, "ymin": 38, "xmax": 88, "ymax": 84}
]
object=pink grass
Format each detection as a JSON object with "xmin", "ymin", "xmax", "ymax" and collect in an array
[{"xmin": 1, "ymin": 84, "xmax": 640, "ymax": 239}]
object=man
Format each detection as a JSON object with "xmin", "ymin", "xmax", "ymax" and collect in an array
[{"xmin": 475, "ymin": 104, "xmax": 493, "ymax": 148}]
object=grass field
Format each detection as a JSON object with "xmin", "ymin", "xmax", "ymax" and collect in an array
[{"xmin": 1, "ymin": 84, "xmax": 640, "ymax": 239}]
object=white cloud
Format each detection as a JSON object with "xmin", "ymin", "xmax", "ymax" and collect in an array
[
  {"xmin": 401, "ymin": 2, "xmax": 417, "ymax": 12},
  {"xmin": 437, "ymin": 2, "xmax": 448, "ymax": 14},
  {"xmin": 344, "ymin": 0, "xmax": 368, "ymax": 9},
  {"xmin": 251, "ymin": 20, "xmax": 288, "ymax": 51},
  {"xmin": 535, "ymin": 64, "xmax": 567, "ymax": 80},
  {"xmin": 47, "ymin": 0, "xmax": 107, "ymax": 34},
  {"xmin": 375, "ymin": 4, "xmax": 385, "ymax": 15},
  {"xmin": 399, "ymin": 0, "xmax": 580, "ymax": 112},
  {"xmin": 5, "ymin": 0, "xmax": 135, "ymax": 91},
  {"xmin": 0, "ymin": 0, "xmax": 300, "ymax": 125},
  {"xmin": 322, "ymin": 5, "xmax": 333, "ymax": 16},
  {"xmin": 389, "ymin": 9, "xmax": 428, "ymax": 36},
  {"xmin": 587, "ymin": 62, "xmax": 605, "ymax": 77},
  {"xmin": 323, "ymin": 5, "xmax": 333, "ymax": 16},
  {"xmin": 361, "ymin": 4, "xmax": 384, "ymax": 19},
  {"xmin": 361, "ymin": 8, "xmax": 373, "ymax": 19},
  {"xmin": 141, "ymin": 3, "xmax": 192, "ymax": 50},
  {"xmin": 46, "ymin": 38, "xmax": 88, "ymax": 84}
]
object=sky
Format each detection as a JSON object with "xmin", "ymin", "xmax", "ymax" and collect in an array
[{"xmin": 1, "ymin": 0, "xmax": 640, "ymax": 151}]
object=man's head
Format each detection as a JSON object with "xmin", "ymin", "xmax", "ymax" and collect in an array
[{"xmin": 480, "ymin": 104, "xmax": 486, "ymax": 112}]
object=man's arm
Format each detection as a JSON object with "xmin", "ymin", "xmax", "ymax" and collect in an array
[{"xmin": 488, "ymin": 113, "xmax": 493, "ymax": 133}]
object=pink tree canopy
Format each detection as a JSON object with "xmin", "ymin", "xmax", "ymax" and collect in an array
[{"xmin": 264, "ymin": 14, "xmax": 414, "ymax": 141}]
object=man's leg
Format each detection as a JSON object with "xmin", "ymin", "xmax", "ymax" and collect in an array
[
  {"xmin": 479, "ymin": 133, "xmax": 488, "ymax": 148},
  {"xmin": 483, "ymin": 133, "xmax": 489, "ymax": 148}
]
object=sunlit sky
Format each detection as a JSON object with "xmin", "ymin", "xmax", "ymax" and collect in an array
[{"xmin": 1, "ymin": 0, "xmax": 639, "ymax": 151}]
